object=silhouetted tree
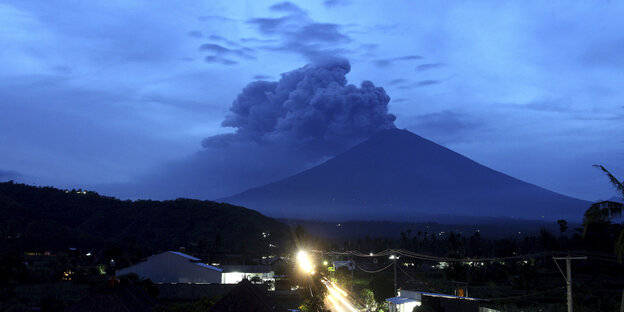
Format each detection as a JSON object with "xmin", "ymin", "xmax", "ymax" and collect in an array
[{"xmin": 584, "ymin": 165, "xmax": 624, "ymax": 261}]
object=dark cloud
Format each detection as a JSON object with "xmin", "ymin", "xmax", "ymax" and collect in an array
[
  {"xmin": 397, "ymin": 80, "xmax": 442, "ymax": 89},
  {"xmin": 204, "ymin": 55, "xmax": 238, "ymax": 65},
  {"xmin": 389, "ymin": 78, "xmax": 407, "ymax": 85},
  {"xmin": 135, "ymin": 59, "xmax": 396, "ymax": 200},
  {"xmin": 415, "ymin": 80, "xmax": 441, "ymax": 87},
  {"xmin": 198, "ymin": 15, "xmax": 236, "ymax": 22},
  {"xmin": 391, "ymin": 98, "xmax": 408, "ymax": 103},
  {"xmin": 199, "ymin": 43, "xmax": 256, "ymax": 65},
  {"xmin": 270, "ymin": 2, "xmax": 306, "ymax": 14},
  {"xmin": 373, "ymin": 55, "xmax": 422, "ymax": 67},
  {"xmin": 247, "ymin": 3, "xmax": 352, "ymax": 61},
  {"xmin": 253, "ymin": 74, "xmax": 273, "ymax": 80},
  {"xmin": 406, "ymin": 110, "xmax": 483, "ymax": 144},
  {"xmin": 188, "ymin": 30, "xmax": 203, "ymax": 38},
  {"xmin": 240, "ymin": 37, "xmax": 279, "ymax": 44},
  {"xmin": 206, "ymin": 34, "xmax": 244, "ymax": 48},
  {"xmin": 324, "ymin": 0, "xmax": 352, "ymax": 7},
  {"xmin": 416, "ymin": 63, "xmax": 446, "ymax": 71}
]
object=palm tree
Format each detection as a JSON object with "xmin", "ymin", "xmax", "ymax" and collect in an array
[{"xmin": 583, "ymin": 165, "xmax": 624, "ymax": 261}]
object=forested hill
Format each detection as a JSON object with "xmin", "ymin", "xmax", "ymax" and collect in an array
[{"xmin": 0, "ymin": 181, "xmax": 291, "ymax": 255}]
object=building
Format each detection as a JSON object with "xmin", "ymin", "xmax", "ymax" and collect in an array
[
  {"xmin": 220, "ymin": 264, "xmax": 275, "ymax": 289},
  {"xmin": 116, "ymin": 251, "xmax": 222, "ymax": 284},
  {"xmin": 387, "ymin": 290, "xmax": 481, "ymax": 312}
]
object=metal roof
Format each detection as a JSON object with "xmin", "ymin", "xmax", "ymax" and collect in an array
[
  {"xmin": 386, "ymin": 296, "xmax": 419, "ymax": 305},
  {"xmin": 195, "ymin": 262, "xmax": 223, "ymax": 272},
  {"xmin": 168, "ymin": 251, "xmax": 201, "ymax": 261}
]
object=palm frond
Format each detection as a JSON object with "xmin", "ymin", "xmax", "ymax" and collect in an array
[{"xmin": 593, "ymin": 165, "xmax": 624, "ymax": 197}]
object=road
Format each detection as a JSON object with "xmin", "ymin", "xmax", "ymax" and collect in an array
[{"xmin": 322, "ymin": 278, "xmax": 361, "ymax": 312}]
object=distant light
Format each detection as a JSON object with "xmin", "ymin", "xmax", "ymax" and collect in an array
[
  {"xmin": 369, "ymin": 252, "xmax": 373, "ymax": 256},
  {"xmin": 86, "ymin": 252, "xmax": 91, "ymax": 256},
  {"xmin": 323, "ymin": 260, "xmax": 328, "ymax": 266}
]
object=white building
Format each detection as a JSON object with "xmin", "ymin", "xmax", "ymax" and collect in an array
[
  {"xmin": 116, "ymin": 251, "xmax": 222, "ymax": 284},
  {"xmin": 220, "ymin": 265, "xmax": 275, "ymax": 289},
  {"xmin": 387, "ymin": 290, "xmax": 482, "ymax": 312},
  {"xmin": 387, "ymin": 290, "xmax": 422, "ymax": 312}
]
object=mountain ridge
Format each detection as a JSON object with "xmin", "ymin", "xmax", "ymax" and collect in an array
[{"xmin": 221, "ymin": 129, "xmax": 591, "ymax": 222}]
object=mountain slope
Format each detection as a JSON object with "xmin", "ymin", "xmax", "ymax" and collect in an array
[
  {"xmin": 0, "ymin": 182, "xmax": 291, "ymax": 254},
  {"xmin": 222, "ymin": 129, "xmax": 590, "ymax": 221}
]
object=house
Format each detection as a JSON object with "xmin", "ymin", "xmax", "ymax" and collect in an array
[
  {"xmin": 116, "ymin": 251, "xmax": 222, "ymax": 284},
  {"xmin": 209, "ymin": 279, "xmax": 287, "ymax": 312},
  {"xmin": 220, "ymin": 264, "xmax": 275, "ymax": 289},
  {"xmin": 386, "ymin": 290, "xmax": 481, "ymax": 312}
]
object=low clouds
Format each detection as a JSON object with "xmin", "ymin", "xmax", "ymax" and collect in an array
[
  {"xmin": 406, "ymin": 111, "xmax": 482, "ymax": 144},
  {"xmin": 199, "ymin": 43, "xmax": 256, "ymax": 65},
  {"xmin": 323, "ymin": 0, "xmax": 352, "ymax": 8},
  {"xmin": 373, "ymin": 55, "xmax": 422, "ymax": 67},
  {"xmin": 140, "ymin": 59, "xmax": 396, "ymax": 199},
  {"xmin": 395, "ymin": 79, "xmax": 443, "ymax": 89},
  {"xmin": 416, "ymin": 63, "xmax": 446, "ymax": 71}
]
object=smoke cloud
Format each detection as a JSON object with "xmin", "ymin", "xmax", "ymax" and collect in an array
[
  {"xmin": 203, "ymin": 58, "xmax": 396, "ymax": 156},
  {"xmin": 110, "ymin": 59, "xmax": 396, "ymax": 200}
]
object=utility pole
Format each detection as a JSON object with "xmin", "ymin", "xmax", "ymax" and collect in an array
[
  {"xmin": 390, "ymin": 254, "xmax": 398, "ymax": 296},
  {"xmin": 553, "ymin": 255, "xmax": 586, "ymax": 312},
  {"xmin": 350, "ymin": 255, "xmax": 354, "ymax": 293}
]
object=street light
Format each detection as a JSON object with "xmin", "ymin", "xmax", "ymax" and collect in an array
[{"xmin": 297, "ymin": 250, "xmax": 314, "ymax": 274}]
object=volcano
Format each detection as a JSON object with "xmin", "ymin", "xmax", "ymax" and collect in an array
[{"xmin": 221, "ymin": 129, "xmax": 590, "ymax": 222}]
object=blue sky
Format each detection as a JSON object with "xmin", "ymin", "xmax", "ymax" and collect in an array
[{"xmin": 0, "ymin": 0, "xmax": 622, "ymax": 201}]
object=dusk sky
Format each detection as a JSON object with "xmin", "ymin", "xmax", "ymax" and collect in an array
[{"xmin": 1, "ymin": 0, "xmax": 622, "ymax": 202}]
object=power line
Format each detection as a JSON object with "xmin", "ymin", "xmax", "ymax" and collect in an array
[
  {"xmin": 354, "ymin": 260, "xmax": 394, "ymax": 273},
  {"xmin": 316, "ymin": 248, "xmax": 551, "ymax": 263}
]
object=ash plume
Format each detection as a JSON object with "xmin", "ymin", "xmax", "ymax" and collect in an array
[{"xmin": 115, "ymin": 58, "xmax": 396, "ymax": 200}]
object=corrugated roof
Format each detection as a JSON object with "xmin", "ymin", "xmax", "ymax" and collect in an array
[{"xmin": 387, "ymin": 296, "xmax": 419, "ymax": 304}]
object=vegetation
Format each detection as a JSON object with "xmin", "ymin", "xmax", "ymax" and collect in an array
[
  {"xmin": 583, "ymin": 165, "xmax": 624, "ymax": 261},
  {"xmin": 0, "ymin": 181, "xmax": 292, "ymax": 259},
  {"xmin": 0, "ymin": 181, "xmax": 293, "ymax": 310}
]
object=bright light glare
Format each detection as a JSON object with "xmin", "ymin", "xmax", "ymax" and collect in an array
[
  {"xmin": 327, "ymin": 284, "xmax": 358, "ymax": 312},
  {"xmin": 297, "ymin": 250, "xmax": 314, "ymax": 274},
  {"xmin": 330, "ymin": 281, "xmax": 348, "ymax": 297}
]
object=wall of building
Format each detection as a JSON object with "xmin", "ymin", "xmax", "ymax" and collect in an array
[{"xmin": 117, "ymin": 252, "xmax": 221, "ymax": 284}]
